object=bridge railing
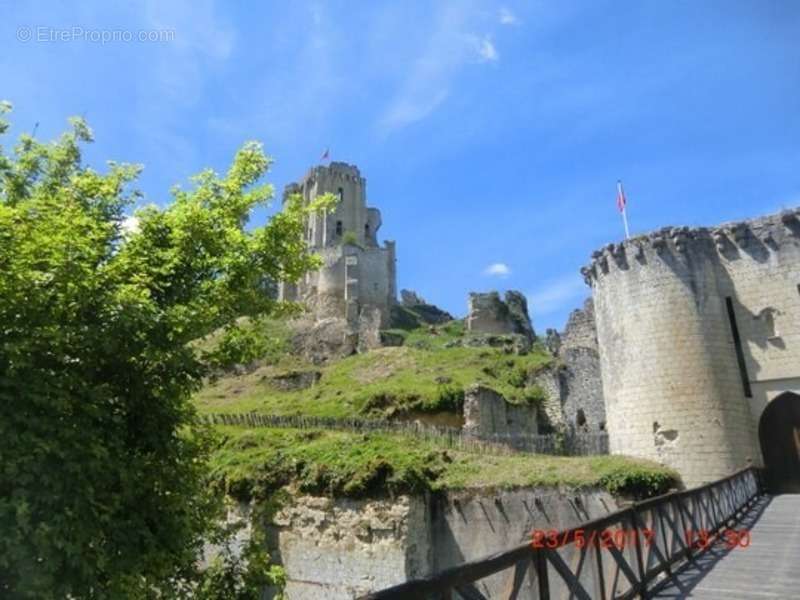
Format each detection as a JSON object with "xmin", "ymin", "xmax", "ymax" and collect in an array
[{"xmin": 361, "ymin": 466, "xmax": 763, "ymax": 600}]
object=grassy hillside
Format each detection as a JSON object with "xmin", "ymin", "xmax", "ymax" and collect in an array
[
  {"xmin": 208, "ymin": 426, "xmax": 679, "ymax": 501},
  {"xmin": 196, "ymin": 317, "xmax": 680, "ymax": 501},
  {"xmin": 194, "ymin": 319, "xmax": 553, "ymax": 420}
]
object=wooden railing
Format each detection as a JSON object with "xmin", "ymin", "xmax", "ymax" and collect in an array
[
  {"xmin": 201, "ymin": 412, "xmax": 609, "ymax": 457},
  {"xmin": 361, "ymin": 467, "xmax": 763, "ymax": 599}
]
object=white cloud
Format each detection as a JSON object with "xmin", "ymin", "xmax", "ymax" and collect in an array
[
  {"xmin": 483, "ymin": 262, "xmax": 511, "ymax": 277},
  {"xmin": 143, "ymin": 0, "xmax": 236, "ymax": 97},
  {"xmin": 477, "ymin": 37, "xmax": 499, "ymax": 62},
  {"xmin": 381, "ymin": 89, "xmax": 451, "ymax": 131},
  {"xmin": 378, "ymin": 5, "xmax": 504, "ymax": 132},
  {"xmin": 527, "ymin": 274, "xmax": 588, "ymax": 316},
  {"xmin": 498, "ymin": 8, "xmax": 519, "ymax": 26}
]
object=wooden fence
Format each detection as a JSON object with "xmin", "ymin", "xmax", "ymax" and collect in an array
[
  {"xmin": 360, "ymin": 466, "xmax": 764, "ymax": 599},
  {"xmin": 200, "ymin": 412, "xmax": 609, "ymax": 457}
]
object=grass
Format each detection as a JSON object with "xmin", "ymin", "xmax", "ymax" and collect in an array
[
  {"xmin": 194, "ymin": 319, "xmax": 554, "ymax": 419},
  {"xmin": 197, "ymin": 319, "xmax": 680, "ymax": 505},
  {"xmin": 207, "ymin": 426, "xmax": 680, "ymax": 502}
]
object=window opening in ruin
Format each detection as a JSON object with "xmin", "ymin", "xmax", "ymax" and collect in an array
[
  {"xmin": 757, "ymin": 308, "xmax": 778, "ymax": 338},
  {"xmin": 337, "ymin": 187, "xmax": 344, "ymax": 203},
  {"xmin": 335, "ymin": 221, "xmax": 343, "ymax": 236},
  {"xmin": 365, "ymin": 223, "xmax": 370, "ymax": 238},
  {"xmin": 726, "ymin": 297, "xmax": 753, "ymax": 398},
  {"xmin": 599, "ymin": 421, "xmax": 606, "ymax": 431},
  {"xmin": 576, "ymin": 409, "xmax": 586, "ymax": 428}
]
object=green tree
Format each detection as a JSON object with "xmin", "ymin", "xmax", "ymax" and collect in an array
[{"xmin": 0, "ymin": 102, "xmax": 334, "ymax": 598}]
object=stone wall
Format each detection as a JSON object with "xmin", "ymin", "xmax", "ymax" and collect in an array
[
  {"xmin": 532, "ymin": 298, "xmax": 605, "ymax": 433},
  {"xmin": 560, "ymin": 347, "xmax": 606, "ymax": 431},
  {"xmin": 267, "ymin": 495, "xmax": 431, "ymax": 600},
  {"xmin": 530, "ymin": 366, "xmax": 566, "ymax": 432},
  {"xmin": 428, "ymin": 488, "xmax": 619, "ymax": 599},
  {"xmin": 561, "ymin": 298, "xmax": 598, "ymax": 352},
  {"xmin": 266, "ymin": 487, "xmax": 620, "ymax": 599},
  {"xmin": 396, "ymin": 288, "xmax": 454, "ymax": 325},
  {"xmin": 584, "ymin": 208, "xmax": 800, "ymax": 487},
  {"xmin": 462, "ymin": 384, "xmax": 537, "ymax": 447},
  {"xmin": 466, "ymin": 291, "xmax": 535, "ymax": 340}
]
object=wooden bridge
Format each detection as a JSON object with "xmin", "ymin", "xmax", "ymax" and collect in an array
[{"xmin": 362, "ymin": 468, "xmax": 800, "ymax": 599}]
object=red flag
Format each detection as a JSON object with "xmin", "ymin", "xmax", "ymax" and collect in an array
[
  {"xmin": 616, "ymin": 180, "xmax": 627, "ymax": 213},
  {"xmin": 320, "ymin": 148, "xmax": 329, "ymax": 161}
]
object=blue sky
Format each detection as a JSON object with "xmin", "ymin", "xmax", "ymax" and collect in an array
[{"xmin": 2, "ymin": 1, "xmax": 798, "ymax": 331}]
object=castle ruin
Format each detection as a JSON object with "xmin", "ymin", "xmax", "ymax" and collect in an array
[
  {"xmin": 583, "ymin": 208, "xmax": 800, "ymax": 488},
  {"xmin": 278, "ymin": 162, "xmax": 397, "ymax": 328},
  {"xmin": 535, "ymin": 299, "xmax": 606, "ymax": 435},
  {"xmin": 276, "ymin": 162, "xmax": 799, "ymax": 491}
]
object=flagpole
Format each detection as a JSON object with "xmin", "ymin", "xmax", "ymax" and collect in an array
[
  {"xmin": 622, "ymin": 206, "xmax": 631, "ymax": 240},
  {"xmin": 617, "ymin": 180, "xmax": 631, "ymax": 240}
]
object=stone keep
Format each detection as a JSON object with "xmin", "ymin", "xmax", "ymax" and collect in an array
[
  {"xmin": 583, "ymin": 208, "xmax": 800, "ymax": 487},
  {"xmin": 278, "ymin": 162, "xmax": 397, "ymax": 326}
]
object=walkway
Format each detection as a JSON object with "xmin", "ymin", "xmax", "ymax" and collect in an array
[{"xmin": 651, "ymin": 494, "xmax": 800, "ymax": 599}]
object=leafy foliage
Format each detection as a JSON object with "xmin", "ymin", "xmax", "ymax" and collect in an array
[
  {"xmin": 0, "ymin": 103, "xmax": 334, "ymax": 598},
  {"xmin": 598, "ymin": 463, "xmax": 679, "ymax": 499},
  {"xmin": 194, "ymin": 513, "xmax": 286, "ymax": 600}
]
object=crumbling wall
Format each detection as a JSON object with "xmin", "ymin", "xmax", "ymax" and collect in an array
[
  {"xmin": 561, "ymin": 298, "xmax": 598, "ymax": 352},
  {"xmin": 530, "ymin": 366, "xmax": 566, "ymax": 432},
  {"xmin": 532, "ymin": 298, "xmax": 605, "ymax": 433},
  {"xmin": 267, "ymin": 495, "xmax": 432, "ymax": 600},
  {"xmin": 466, "ymin": 291, "xmax": 535, "ymax": 340},
  {"xmin": 395, "ymin": 289, "xmax": 454, "ymax": 325},
  {"xmin": 560, "ymin": 347, "xmax": 606, "ymax": 431},
  {"xmin": 264, "ymin": 487, "xmax": 620, "ymax": 599},
  {"xmin": 462, "ymin": 384, "xmax": 537, "ymax": 448}
]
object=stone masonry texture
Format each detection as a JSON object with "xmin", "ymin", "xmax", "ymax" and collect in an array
[
  {"xmin": 266, "ymin": 487, "xmax": 620, "ymax": 599},
  {"xmin": 466, "ymin": 290, "xmax": 535, "ymax": 340},
  {"xmin": 583, "ymin": 208, "xmax": 800, "ymax": 487},
  {"xmin": 278, "ymin": 162, "xmax": 397, "ymax": 328}
]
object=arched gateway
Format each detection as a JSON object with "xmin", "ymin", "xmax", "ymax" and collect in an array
[{"xmin": 759, "ymin": 392, "xmax": 800, "ymax": 493}]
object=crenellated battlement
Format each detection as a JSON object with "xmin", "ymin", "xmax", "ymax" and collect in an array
[
  {"xmin": 305, "ymin": 161, "xmax": 364, "ymax": 184},
  {"xmin": 581, "ymin": 207, "xmax": 800, "ymax": 284},
  {"xmin": 586, "ymin": 203, "xmax": 800, "ymax": 487}
]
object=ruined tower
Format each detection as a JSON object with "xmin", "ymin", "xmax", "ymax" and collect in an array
[
  {"xmin": 278, "ymin": 162, "xmax": 397, "ymax": 327},
  {"xmin": 583, "ymin": 208, "xmax": 800, "ymax": 487}
]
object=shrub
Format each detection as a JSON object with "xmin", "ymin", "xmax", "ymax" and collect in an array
[
  {"xmin": 341, "ymin": 230, "xmax": 362, "ymax": 248},
  {"xmin": 599, "ymin": 465, "xmax": 678, "ymax": 499}
]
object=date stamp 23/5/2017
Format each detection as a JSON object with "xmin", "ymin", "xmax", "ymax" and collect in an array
[{"xmin": 530, "ymin": 528, "xmax": 751, "ymax": 551}]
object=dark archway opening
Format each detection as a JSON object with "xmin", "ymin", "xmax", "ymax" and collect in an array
[{"xmin": 759, "ymin": 391, "xmax": 800, "ymax": 493}]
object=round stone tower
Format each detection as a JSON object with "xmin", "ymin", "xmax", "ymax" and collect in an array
[{"xmin": 583, "ymin": 208, "xmax": 800, "ymax": 487}]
